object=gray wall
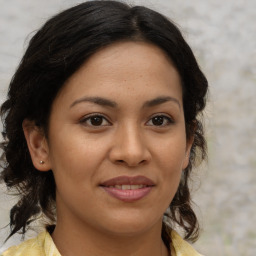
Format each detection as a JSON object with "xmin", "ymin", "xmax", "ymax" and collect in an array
[{"xmin": 0, "ymin": 0, "xmax": 255, "ymax": 255}]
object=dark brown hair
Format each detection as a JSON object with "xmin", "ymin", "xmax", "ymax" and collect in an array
[{"xmin": 0, "ymin": 0, "xmax": 208, "ymax": 250}]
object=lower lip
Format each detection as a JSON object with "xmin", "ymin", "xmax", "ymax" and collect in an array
[{"xmin": 101, "ymin": 186, "xmax": 153, "ymax": 202}]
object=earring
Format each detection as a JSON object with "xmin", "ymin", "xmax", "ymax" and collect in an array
[{"xmin": 40, "ymin": 160, "xmax": 45, "ymax": 164}]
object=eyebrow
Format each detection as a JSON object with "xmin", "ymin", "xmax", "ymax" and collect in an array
[
  {"xmin": 70, "ymin": 96, "xmax": 117, "ymax": 108},
  {"xmin": 70, "ymin": 96, "xmax": 180, "ymax": 109},
  {"xmin": 142, "ymin": 96, "xmax": 181, "ymax": 109}
]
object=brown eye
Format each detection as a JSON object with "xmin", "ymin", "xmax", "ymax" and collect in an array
[
  {"xmin": 80, "ymin": 114, "xmax": 110, "ymax": 127},
  {"xmin": 152, "ymin": 116, "xmax": 164, "ymax": 126},
  {"xmin": 90, "ymin": 116, "xmax": 104, "ymax": 126},
  {"xmin": 147, "ymin": 115, "xmax": 173, "ymax": 127}
]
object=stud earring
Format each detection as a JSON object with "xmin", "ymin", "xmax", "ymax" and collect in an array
[{"xmin": 40, "ymin": 160, "xmax": 45, "ymax": 164}]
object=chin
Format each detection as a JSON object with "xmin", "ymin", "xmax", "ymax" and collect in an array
[{"xmin": 99, "ymin": 213, "xmax": 162, "ymax": 237}]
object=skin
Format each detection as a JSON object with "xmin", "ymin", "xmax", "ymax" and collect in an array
[{"xmin": 23, "ymin": 41, "xmax": 192, "ymax": 256}]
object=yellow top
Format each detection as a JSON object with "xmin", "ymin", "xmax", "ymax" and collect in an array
[{"xmin": 1, "ymin": 230, "xmax": 203, "ymax": 256}]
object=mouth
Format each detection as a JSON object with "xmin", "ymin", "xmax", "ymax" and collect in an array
[
  {"xmin": 100, "ymin": 176, "xmax": 155, "ymax": 202},
  {"xmin": 106, "ymin": 184, "xmax": 149, "ymax": 190}
]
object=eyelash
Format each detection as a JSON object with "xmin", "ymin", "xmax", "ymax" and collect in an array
[
  {"xmin": 80, "ymin": 113, "xmax": 111, "ymax": 127},
  {"xmin": 80, "ymin": 113, "xmax": 174, "ymax": 128},
  {"xmin": 146, "ymin": 115, "xmax": 174, "ymax": 127}
]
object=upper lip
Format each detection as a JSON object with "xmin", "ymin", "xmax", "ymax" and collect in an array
[{"xmin": 100, "ymin": 175, "xmax": 155, "ymax": 187}]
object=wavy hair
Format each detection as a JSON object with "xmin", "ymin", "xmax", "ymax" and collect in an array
[{"xmin": 0, "ymin": 0, "xmax": 208, "ymax": 250}]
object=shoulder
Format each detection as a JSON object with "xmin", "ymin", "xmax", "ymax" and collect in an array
[
  {"xmin": 171, "ymin": 230, "xmax": 204, "ymax": 256},
  {"xmin": 1, "ymin": 231, "xmax": 61, "ymax": 256}
]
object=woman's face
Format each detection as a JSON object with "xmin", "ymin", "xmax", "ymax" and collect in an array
[{"xmin": 43, "ymin": 41, "xmax": 192, "ymax": 236}]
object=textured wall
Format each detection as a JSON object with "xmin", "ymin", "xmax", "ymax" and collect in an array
[{"xmin": 0, "ymin": 0, "xmax": 255, "ymax": 255}]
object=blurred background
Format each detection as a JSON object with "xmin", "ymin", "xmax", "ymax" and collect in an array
[{"xmin": 0, "ymin": 0, "xmax": 255, "ymax": 255}]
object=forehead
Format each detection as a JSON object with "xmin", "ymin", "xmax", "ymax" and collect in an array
[
  {"xmin": 77, "ymin": 41, "xmax": 177, "ymax": 81},
  {"xmin": 56, "ymin": 41, "xmax": 182, "ymax": 107}
]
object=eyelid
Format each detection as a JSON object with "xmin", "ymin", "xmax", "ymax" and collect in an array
[
  {"xmin": 79, "ymin": 113, "xmax": 174, "ymax": 128},
  {"xmin": 79, "ymin": 113, "xmax": 112, "ymax": 127},
  {"xmin": 146, "ymin": 113, "xmax": 174, "ymax": 126}
]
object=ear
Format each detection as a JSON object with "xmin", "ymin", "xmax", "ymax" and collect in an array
[
  {"xmin": 182, "ymin": 135, "xmax": 194, "ymax": 170},
  {"xmin": 22, "ymin": 119, "xmax": 51, "ymax": 171}
]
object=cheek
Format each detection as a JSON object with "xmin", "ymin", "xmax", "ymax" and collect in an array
[
  {"xmin": 48, "ymin": 127, "xmax": 109, "ymax": 184},
  {"xmin": 152, "ymin": 134, "xmax": 186, "ymax": 198},
  {"xmin": 153, "ymin": 133, "xmax": 187, "ymax": 170},
  {"xmin": 160, "ymin": 154, "xmax": 183, "ymax": 192}
]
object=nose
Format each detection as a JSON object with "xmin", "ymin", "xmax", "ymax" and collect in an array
[{"xmin": 109, "ymin": 124, "xmax": 151, "ymax": 167}]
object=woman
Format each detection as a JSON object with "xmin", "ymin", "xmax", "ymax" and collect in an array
[{"xmin": 0, "ymin": 1, "xmax": 208, "ymax": 255}]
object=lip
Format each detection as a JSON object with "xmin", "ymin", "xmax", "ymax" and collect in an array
[
  {"xmin": 101, "ymin": 175, "xmax": 155, "ymax": 186},
  {"xmin": 100, "ymin": 176, "xmax": 155, "ymax": 202}
]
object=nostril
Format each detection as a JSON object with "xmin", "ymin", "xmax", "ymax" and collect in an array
[
  {"xmin": 115, "ymin": 159, "xmax": 147, "ymax": 167},
  {"xmin": 116, "ymin": 160, "xmax": 125, "ymax": 164}
]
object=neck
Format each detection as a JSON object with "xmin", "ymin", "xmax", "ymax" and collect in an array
[{"xmin": 51, "ymin": 217, "xmax": 169, "ymax": 256}]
